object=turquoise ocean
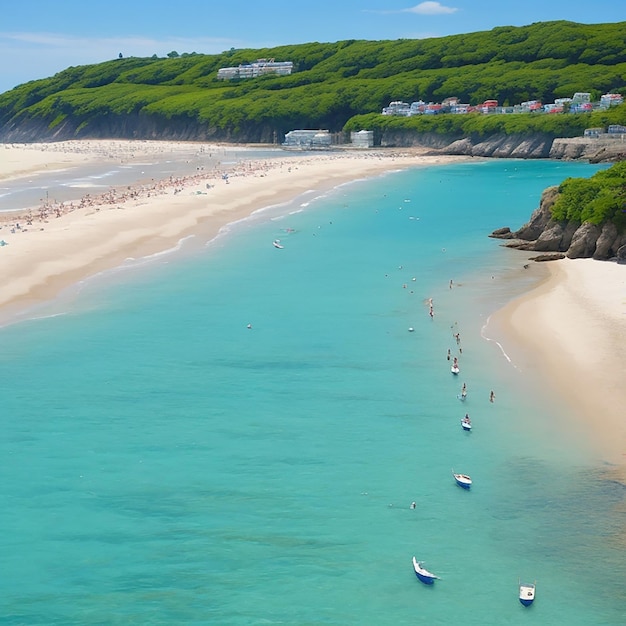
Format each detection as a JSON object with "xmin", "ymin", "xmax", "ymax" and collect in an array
[{"xmin": 1, "ymin": 158, "xmax": 624, "ymax": 625}]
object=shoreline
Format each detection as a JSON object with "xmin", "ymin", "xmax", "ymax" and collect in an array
[
  {"xmin": 0, "ymin": 140, "xmax": 467, "ymax": 319},
  {"xmin": 489, "ymin": 257, "xmax": 626, "ymax": 477},
  {"xmin": 2, "ymin": 140, "xmax": 624, "ymax": 476}
]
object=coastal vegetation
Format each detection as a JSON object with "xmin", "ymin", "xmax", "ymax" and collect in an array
[
  {"xmin": 551, "ymin": 161, "xmax": 626, "ymax": 228},
  {"xmin": 0, "ymin": 20, "xmax": 625, "ymax": 142},
  {"xmin": 343, "ymin": 104, "xmax": 626, "ymax": 139},
  {"xmin": 490, "ymin": 160, "xmax": 626, "ymax": 259}
]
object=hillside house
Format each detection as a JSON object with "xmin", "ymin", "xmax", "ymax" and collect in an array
[
  {"xmin": 520, "ymin": 100, "xmax": 543, "ymax": 113},
  {"xmin": 600, "ymin": 93, "xmax": 624, "ymax": 108},
  {"xmin": 217, "ymin": 59, "xmax": 293, "ymax": 80},
  {"xmin": 481, "ymin": 100, "xmax": 498, "ymax": 114},
  {"xmin": 382, "ymin": 101, "xmax": 411, "ymax": 116},
  {"xmin": 571, "ymin": 102, "xmax": 594, "ymax": 113},
  {"xmin": 380, "ymin": 90, "xmax": 620, "ymax": 119}
]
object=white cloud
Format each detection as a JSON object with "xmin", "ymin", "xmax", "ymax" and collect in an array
[{"xmin": 404, "ymin": 2, "xmax": 458, "ymax": 15}]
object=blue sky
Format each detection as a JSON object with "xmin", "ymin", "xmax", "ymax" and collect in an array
[{"xmin": 1, "ymin": 0, "xmax": 625, "ymax": 94}]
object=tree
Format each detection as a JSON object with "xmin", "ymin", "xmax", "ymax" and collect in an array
[{"xmin": 167, "ymin": 51, "xmax": 180, "ymax": 58}]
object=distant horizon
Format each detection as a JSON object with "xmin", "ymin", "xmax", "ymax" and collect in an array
[{"xmin": 1, "ymin": 0, "xmax": 625, "ymax": 95}]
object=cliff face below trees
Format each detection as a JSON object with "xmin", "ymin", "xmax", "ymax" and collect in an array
[
  {"xmin": 489, "ymin": 186, "xmax": 626, "ymax": 262},
  {"xmin": 0, "ymin": 113, "xmax": 279, "ymax": 144},
  {"xmin": 1, "ymin": 113, "xmax": 624, "ymax": 164},
  {"xmin": 380, "ymin": 130, "xmax": 625, "ymax": 162}
]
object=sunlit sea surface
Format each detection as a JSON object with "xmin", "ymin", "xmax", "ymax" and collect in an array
[{"xmin": 1, "ymin": 157, "xmax": 624, "ymax": 625}]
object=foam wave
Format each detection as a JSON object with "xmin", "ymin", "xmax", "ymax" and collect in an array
[
  {"xmin": 481, "ymin": 316, "xmax": 517, "ymax": 368},
  {"xmin": 62, "ymin": 183, "xmax": 108, "ymax": 189},
  {"xmin": 121, "ymin": 234, "xmax": 197, "ymax": 266},
  {"xmin": 86, "ymin": 171, "xmax": 120, "ymax": 180}
]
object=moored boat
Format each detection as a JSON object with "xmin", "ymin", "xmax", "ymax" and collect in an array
[
  {"xmin": 412, "ymin": 557, "xmax": 440, "ymax": 584},
  {"xmin": 453, "ymin": 470, "xmax": 472, "ymax": 489},
  {"xmin": 519, "ymin": 580, "xmax": 536, "ymax": 606},
  {"xmin": 272, "ymin": 239, "xmax": 284, "ymax": 249}
]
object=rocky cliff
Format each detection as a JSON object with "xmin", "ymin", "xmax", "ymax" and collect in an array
[
  {"xmin": 550, "ymin": 137, "xmax": 626, "ymax": 163},
  {"xmin": 379, "ymin": 131, "xmax": 623, "ymax": 162},
  {"xmin": 380, "ymin": 131, "xmax": 555, "ymax": 158},
  {"xmin": 0, "ymin": 112, "xmax": 279, "ymax": 144},
  {"xmin": 490, "ymin": 186, "xmax": 626, "ymax": 262},
  {"xmin": 2, "ymin": 113, "xmax": 624, "ymax": 163}
]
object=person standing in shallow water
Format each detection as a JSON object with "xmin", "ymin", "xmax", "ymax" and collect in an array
[{"xmin": 490, "ymin": 390, "xmax": 495, "ymax": 403}]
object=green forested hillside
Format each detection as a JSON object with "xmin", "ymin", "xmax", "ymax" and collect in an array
[{"xmin": 1, "ymin": 20, "xmax": 625, "ymax": 142}]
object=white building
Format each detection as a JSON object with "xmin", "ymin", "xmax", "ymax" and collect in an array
[
  {"xmin": 350, "ymin": 130, "xmax": 374, "ymax": 148},
  {"xmin": 217, "ymin": 59, "xmax": 293, "ymax": 80},
  {"xmin": 282, "ymin": 130, "xmax": 332, "ymax": 150},
  {"xmin": 600, "ymin": 93, "xmax": 624, "ymax": 109},
  {"xmin": 382, "ymin": 101, "xmax": 411, "ymax": 116}
]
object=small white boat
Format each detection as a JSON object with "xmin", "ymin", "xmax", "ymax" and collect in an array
[
  {"xmin": 451, "ymin": 364, "xmax": 460, "ymax": 375},
  {"xmin": 519, "ymin": 580, "xmax": 536, "ymax": 606},
  {"xmin": 412, "ymin": 557, "xmax": 440, "ymax": 585},
  {"xmin": 272, "ymin": 239, "xmax": 284, "ymax": 249},
  {"xmin": 461, "ymin": 415, "xmax": 472, "ymax": 431},
  {"xmin": 453, "ymin": 470, "xmax": 472, "ymax": 489}
]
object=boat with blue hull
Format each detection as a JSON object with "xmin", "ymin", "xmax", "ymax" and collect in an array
[
  {"xmin": 453, "ymin": 470, "xmax": 472, "ymax": 489},
  {"xmin": 519, "ymin": 580, "xmax": 536, "ymax": 606},
  {"xmin": 412, "ymin": 557, "xmax": 440, "ymax": 585}
]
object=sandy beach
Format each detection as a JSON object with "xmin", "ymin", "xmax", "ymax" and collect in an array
[
  {"xmin": 0, "ymin": 140, "xmax": 463, "ymax": 316},
  {"xmin": 1, "ymin": 140, "xmax": 624, "ymax": 474},
  {"xmin": 492, "ymin": 258, "xmax": 626, "ymax": 475}
]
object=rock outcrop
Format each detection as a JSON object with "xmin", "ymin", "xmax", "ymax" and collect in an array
[
  {"xmin": 0, "ymin": 112, "xmax": 280, "ymax": 144},
  {"xmin": 1, "ymin": 115, "xmax": 624, "ymax": 164},
  {"xmin": 380, "ymin": 132, "xmax": 555, "ymax": 158},
  {"xmin": 490, "ymin": 186, "xmax": 626, "ymax": 261},
  {"xmin": 379, "ymin": 132, "xmax": 624, "ymax": 162},
  {"xmin": 550, "ymin": 137, "xmax": 626, "ymax": 163}
]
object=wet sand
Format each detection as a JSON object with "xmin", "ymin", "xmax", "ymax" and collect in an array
[
  {"xmin": 0, "ymin": 140, "xmax": 465, "ymax": 314},
  {"xmin": 491, "ymin": 258, "xmax": 626, "ymax": 476}
]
